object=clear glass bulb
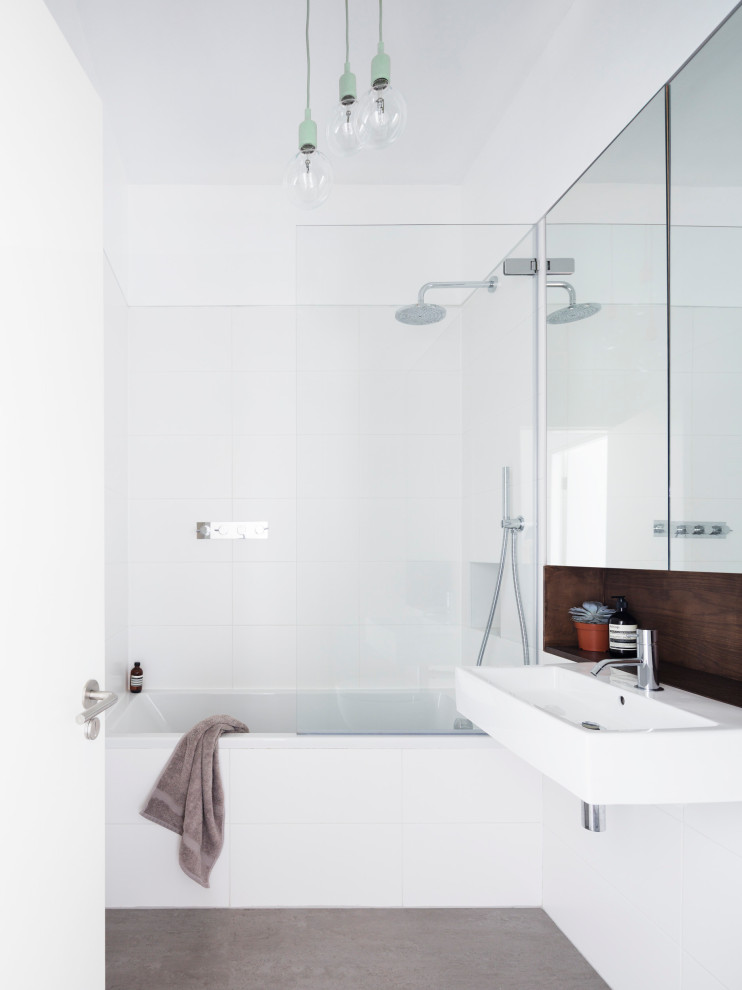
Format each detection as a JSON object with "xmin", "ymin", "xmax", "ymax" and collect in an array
[
  {"xmin": 357, "ymin": 83, "xmax": 407, "ymax": 150},
  {"xmin": 284, "ymin": 148, "xmax": 334, "ymax": 209},
  {"xmin": 326, "ymin": 100, "xmax": 362, "ymax": 157}
]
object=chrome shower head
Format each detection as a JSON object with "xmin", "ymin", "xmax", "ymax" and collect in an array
[
  {"xmin": 546, "ymin": 281, "xmax": 601, "ymax": 324},
  {"xmin": 394, "ymin": 302, "xmax": 447, "ymax": 325},
  {"xmin": 395, "ymin": 278, "xmax": 497, "ymax": 326}
]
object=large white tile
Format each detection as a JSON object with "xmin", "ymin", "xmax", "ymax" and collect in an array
[
  {"xmin": 689, "ymin": 436, "xmax": 742, "ymax": 499},
  {"xmin": 359, "ymin": 372, "xmax": 409, "ymax": 434},
  {"xmin": 129, "ymin": 436, "xmax": 232, "ymax": 499},
  {"xmin": 106, "ymin": 823, "xmax": 231, "ymax": 907},
  {"xmin": 233, "ymin": 626, "xmax": 297, "ymax": 690},
  {"xmin": 359, "ymin": 372, "xmax": 460, "ymax": 436},
  {"xmin": 230, "ymin": 824, "xmax": 402, "ymax": 907},
  {"xmin": 685, "ymin": 803, "xmax": 742, "ymax": 859},
  {"xmin": 402, "ymin": 823, "xmax": 541, "ymax": 907},
  {"xmin": 297, "ymin": 435, "xmax": 359, "ymax": 497},
  {"xmin": 129, "ymin": 499, "xmax": 233, "ymax": 563},
  {"xmin": 297, "ymin": 562, "xmax": 359, "ymax": 625},
  {"xmin": 129, "ymin": 372, "xmax": 232, "ymax": 436},
  {"xmin": 230, "ymin": 749, "xmax": 401, "ymax": 823},
  {"xmin": 129, "ymin": 562, "xmax": 233, "ymax": 626},
  {"xmin": 360, "ymin": 561, "xmax": 460, "ymax": 625},
  {"xmin": 359, "ymin": 437, "xmax": 407, "ymax": 497},
  {"xmin": 297, "ymin": 498, "xmax": 360, "ymax": 561},
  {"xmin": 233, "ymin": 562, "xmax": 296, "ymax": 624},
  {"xmin": 683, "ymin": 826, "xmax": 742, "ymax": 990},
  {"xmin": 359, "ymin": 625, "xmax": 461, "ymax": 689},
  {"xmin": 128, "ymin": 625, "xmax": 233, "ymax": 689},
  {"xmin": 359, "ymin": 498, "xmax": 408, "ymax": 560},
  {"xmin": 405, "ymin": 499, "xmax": 462, "ymax": 560},
  {"xmin": 543, "ymin": 829, "xmax": 682, "ymax": 990},
  {"xmin": 691, "ymin": 307, "xmax": 742, "ymax": 374},
  {"xmin": 297, "ymin": 372, "xmax": 359, "ymax": 434},
  {"xmin": 682, "ymin": 955, "xmax": 727, "ymax": 990},
  {"xmin": 233, "ymin": 436, "xmax": 296, "ymax": 498},
  {"xmin": 233, "ymin": 372, "xmax": 296, "ymax": 435},
  {"xmin": 690, "ymin": 374, "xmax": 742, "ymax": 436},
  {"xmin": 402, "ymin": 749, "xmax": 541, "ymax": 824},
  {"xmin": 232, "ymin": 306, "xmax": 296, "ymax": 371},
  {"xmin": 296, "ymin": 306, "xmax": 360, "ymax": 371},
  {"xmin": 406, "ymin": 436, "xmax": 462, "ymax": 498},
  {"xmin": 106, "ymin": 748, "xmax": 179, "ymax": 824},
  {"xmin": 232, "ymin": 499, "xmax": 297, "ymax": 561},
  {"xmin": 128, "ymin": 307, "xmax": 231, "ymax": 373},
  {"xmin": 296, "ymin": 625, "xmax": 360, "ymax": 690}
]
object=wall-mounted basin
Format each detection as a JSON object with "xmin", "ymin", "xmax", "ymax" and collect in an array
[{"xmin": 455, "ymin": 662, "xmax": 742, "ymax": 805}]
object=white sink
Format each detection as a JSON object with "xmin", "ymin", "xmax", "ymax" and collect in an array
[{"xmin": 455, "ymin": 662, "xmax": 742, "ymax": 805}]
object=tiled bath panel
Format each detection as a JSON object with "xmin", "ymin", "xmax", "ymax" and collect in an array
[
  {"xmin": 105, "ymin": 744, "xmax": 542, "ymax": 909},
  {"xmin": 106, "ymin": 908, "xmax": 610, "ymax": 990}
]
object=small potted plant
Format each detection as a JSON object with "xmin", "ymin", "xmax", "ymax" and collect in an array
[{"xmin": 568, "ymin": 601, "xmax": 615, "ymax": 652}]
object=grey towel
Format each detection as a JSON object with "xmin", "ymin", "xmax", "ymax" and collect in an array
[{"xmin": 140, "ymin": 714, "xmax": 249, "ymax": 887}]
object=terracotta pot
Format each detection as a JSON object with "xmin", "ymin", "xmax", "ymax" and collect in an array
[{"xmin": 574, "ymin": 622, "xmax": 609, "ymax": 652}]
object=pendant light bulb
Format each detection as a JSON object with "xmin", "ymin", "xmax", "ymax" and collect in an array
[
  {"xmin": 284, "ymin": 111, "xmax": 334, "ymax": 210},
  {"xmin": 285, "ymin": 0, "xmax": 333, "ymax": 208},
  {"xmin": 327, "ymin": 64, "xmax": 362, "ymax": 157},
  {"xmin": 357, "ymin": 37, "xmax": 407, "ymax": 150}
]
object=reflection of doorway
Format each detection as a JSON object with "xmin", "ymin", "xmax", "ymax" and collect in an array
[
  {"xmin": 3, "ymin": 2, "xmax": 106, "ymax": 987},
  {"xmin": 549, "ymin": 434, "xmax": 609, "ymax": 565}
]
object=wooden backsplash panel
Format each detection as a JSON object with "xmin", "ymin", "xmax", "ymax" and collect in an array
[
  {"xmin": 545, "ymin": 565, "xmax": 742, "ymax": 682},
  {"xmin": 544, "ymin": 566, "xmax": 604, "ymax": 647}
]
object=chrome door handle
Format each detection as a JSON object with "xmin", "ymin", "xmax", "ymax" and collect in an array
[{"xmin": 76, "ymin": 679, "xmax": 119, "ymax": 739}]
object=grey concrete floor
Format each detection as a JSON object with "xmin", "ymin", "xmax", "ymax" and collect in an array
[{"xmin": 106, "ymin": 908, "xmax": 610, "ymax": 990}]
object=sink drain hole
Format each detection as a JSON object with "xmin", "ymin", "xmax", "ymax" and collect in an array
[{"xmin": 581, "ymin": 720, "xmax": 601, "ymax": 730}]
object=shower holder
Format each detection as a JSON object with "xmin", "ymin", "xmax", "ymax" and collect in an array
[
  {"xmin": 197, "ymin": 521, "xmax": 269, "ymax": 540},
  {"xmin": 653, "ymin": 520, "xmax": 731, "ymax": 539}
]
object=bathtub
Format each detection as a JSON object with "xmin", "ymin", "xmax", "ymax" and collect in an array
[
  {"xmin": 104, "ymin": 689, "xmax": 544, "ymax": 911},
  {"xmin": 107, "ymin": 687, "xmax": 483, "ymax": 740}
]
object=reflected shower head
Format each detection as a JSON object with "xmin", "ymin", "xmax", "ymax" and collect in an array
[
  {"xmin": 395, "ymin": 278, "xmax": 497, "ymax": 326},
  {"xmin": 547, "ymin": 281, "xmax": 601, "ymax": 324}
]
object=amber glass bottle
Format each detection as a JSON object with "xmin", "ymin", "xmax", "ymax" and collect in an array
[{"xmin": 129, "ymin": 661, "xmax": 143, "ymax": 693}]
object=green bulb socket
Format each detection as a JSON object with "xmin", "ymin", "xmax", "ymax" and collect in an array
[
  {"xmin": 298, "ymin": 109, "xmax": 317, "ymax": 153},
  {"xmin": 339, "ymin": 63, "xmax": 357, "ymax": 105},
  {"xmin": 371, "ymin": 43, "xmax": 391, "ymax": 90}
]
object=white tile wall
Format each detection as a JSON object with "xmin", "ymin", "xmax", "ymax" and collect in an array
[
  {"xmin": 542, "ymin": 781, "xmax": 742, "ymax": 990},
  {"xmin": 127, "ymin": 289, "xmax": 465, "ymax": 693}
]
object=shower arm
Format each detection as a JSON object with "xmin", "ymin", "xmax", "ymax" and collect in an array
[
  {"xmin": 417, "ymin": 279, "xmax": 497, "ymax": 304},
  {"xmin": 546, "ymin": 281, "xmax": 576, "ymax": 306}
]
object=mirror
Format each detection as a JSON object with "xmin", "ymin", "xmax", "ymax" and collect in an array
[
  {"xmin": 669, "ymin": 6, "xmax": 742, "ymax": 573},
  {"xmin": 545, "ymin": 91, "xmax": 669, "ymax": 569},
  {"xmin": 545, "ymin": 4, "xmax": 742, "ymax": 573}
]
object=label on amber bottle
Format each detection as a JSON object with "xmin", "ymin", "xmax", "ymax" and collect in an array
[
  {"xmin": 130, "ymin": 674, "xmax": 143, "ymax": 687},
  {"xmin": 609, "ymin": 623, "xmax": 637, "ymax": 651}
]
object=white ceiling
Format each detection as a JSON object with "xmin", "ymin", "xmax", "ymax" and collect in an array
[{"xmin": 45, "ymin": 0, "xmax": 578, "ymax": 185}]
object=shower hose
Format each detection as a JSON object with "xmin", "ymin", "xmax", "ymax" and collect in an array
[{"xmin": 475, "ymin": 468, "xmax": 530, "ymax": 667}]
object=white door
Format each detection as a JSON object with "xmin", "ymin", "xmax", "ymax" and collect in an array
[{"xmin": 0, "ymin": 2, "xmax": 105, "ymax": 988}]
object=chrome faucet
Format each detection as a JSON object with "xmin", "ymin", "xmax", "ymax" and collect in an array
[{"xmin": 590, "ymin": 629, "xmax": 662, "ymax": 691}]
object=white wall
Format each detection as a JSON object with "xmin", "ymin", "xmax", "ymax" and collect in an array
[{"xmin": 543, "ymin": 782, "xmax": 742, "ymax": 990}]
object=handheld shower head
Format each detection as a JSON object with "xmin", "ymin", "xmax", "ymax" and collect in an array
[
  {"xmin": 547, "ymin": 281, "xmax": 601, "ymax": 324},
  {"xmin": 395, "ymin": 278, "xmax": 497, "ymax": 326}
]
